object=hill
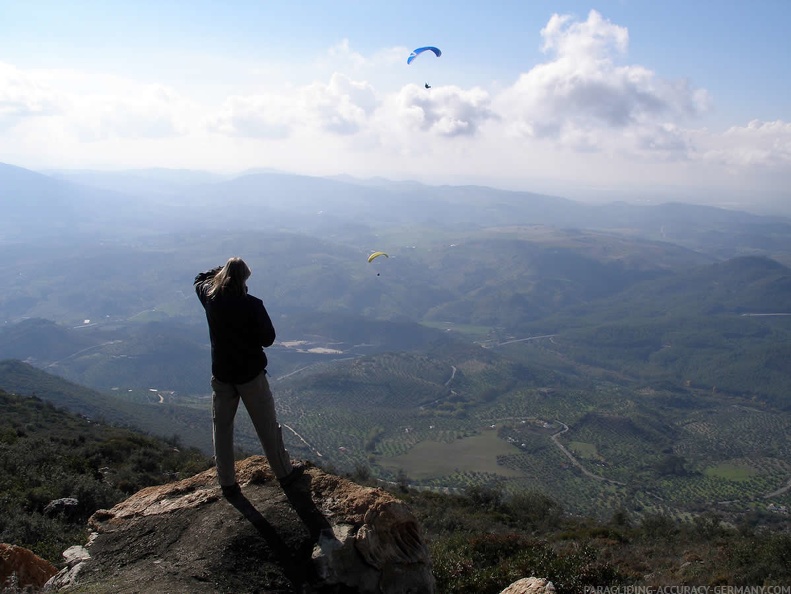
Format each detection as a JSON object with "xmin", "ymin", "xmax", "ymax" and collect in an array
[
  {"xmin": 3, "ymin": 245, "xmax": 791, "ymax": 522},
  {"xmin": 0, "ymin": 163, "xmax": 172, "ymax": 241},
  {"xmin": 1, "ymin": 390, "xmax": 787, "ymax": 591},
  {"xmin": 0, "ymin": 388, "xmax": 211, "ymax": 562},
  {"xmin": 4, "ymin": 161, "xmax": 791, "ymax": 259},
  {"xmin": 0, "ymin": 360, "xmax": 213, "ymax": 453},
  {"xmin": 524, "ymin": 255, "xmax": 791, "ymax": 407},
  {"xmin": 0, "ymin": 311, "xmax": 463, "ymax": 394}
]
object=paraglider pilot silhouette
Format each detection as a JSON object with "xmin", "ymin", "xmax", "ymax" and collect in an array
[{"xmin": 195, "ymin": 257, "xmax": 304, "ymax": 498}]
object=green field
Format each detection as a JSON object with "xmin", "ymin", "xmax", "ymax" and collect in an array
[
  {"xmin": 704, "ymin": 461, "xmax": 760, "ymax": 482},
  {"xmin": 566, "ymin": 441, "xmax": 596, "ymax": 456},
  {"xmin": 377, "ymin": 428, "xmax": 524, "ymax": 479}
]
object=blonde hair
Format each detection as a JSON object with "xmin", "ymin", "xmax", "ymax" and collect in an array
[{"xmin": 208, "ymin": 257, "xmax": 251, "ymax": 298}]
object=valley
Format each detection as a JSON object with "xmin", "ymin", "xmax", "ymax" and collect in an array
[{"xmin": 2, "ymin": 165, "xmax": 790, "ymax": 525}]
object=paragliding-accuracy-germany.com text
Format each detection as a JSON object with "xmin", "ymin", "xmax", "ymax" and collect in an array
[{"xmin": 583, "ymin": 586, "xmax": 791, "ymax": 594}]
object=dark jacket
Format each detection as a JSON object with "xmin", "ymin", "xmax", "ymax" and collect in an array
[{"xmin": 194, "ymin": 268, "xmax": 276, "ymax": 384}]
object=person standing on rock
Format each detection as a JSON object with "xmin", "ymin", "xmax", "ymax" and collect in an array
[{"xmin": 194, "ymin": 257, "xmax": 304, "ymax": 497}]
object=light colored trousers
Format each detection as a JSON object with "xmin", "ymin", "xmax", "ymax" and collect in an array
[{"xmin": 211, "ymin": 371, "xmax": 293, "ymax": 487}]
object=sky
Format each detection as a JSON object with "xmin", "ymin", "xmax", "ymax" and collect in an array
[{"xmin": 1, "ymin": 0, "xmax": 790, "ymax": 210}]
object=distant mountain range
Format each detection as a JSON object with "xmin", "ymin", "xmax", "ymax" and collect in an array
[{"xmin": 4, "ymin": 161, "xmax": 791, "ymax": 258}]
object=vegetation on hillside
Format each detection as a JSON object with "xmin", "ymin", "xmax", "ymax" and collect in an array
[
  {"xmin": 0, "ymin": 382, "xmax": 788, "ymax": 590},
  {"xmin": 0, "ymin": 359, "xmax": 214, "ymax": 453},
  {"xmin": 0, "ymin": 389, "xmax": 212, "ymax": 562},
  {"xmin": 374, "ymin": 478, "xmax": 791, "ymax": 591}
]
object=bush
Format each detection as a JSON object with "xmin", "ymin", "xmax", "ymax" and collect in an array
[
  {"xmin": 430, "ymin": 532, "xmax": 624, "ymax": 594},
  {"xmin": 505, "ymin": 490, "xmax": 564, "ymax": 531},
  {"xmin": 639, "ymin": 512, "xmax": 678, "ymax": 540},
  {"xmin": 465, "ymin": 485, "xmax": 503, "ymax": 510},
  {"xmin": 0, "ymin": 390, "xmax": 212, "ymax": 562}
]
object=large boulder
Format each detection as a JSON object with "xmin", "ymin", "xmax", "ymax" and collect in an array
[
  {"xmin": 45, "ymin": 456, "xmax": 435, "ymax": 593},
  {"xmin": 43, "ymin": 497, "xmax": 80, "ymax": 519}
]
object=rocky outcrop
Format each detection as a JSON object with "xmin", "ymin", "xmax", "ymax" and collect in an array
[
  {"xmin": 43, "ymin": 544, "xmax": 93, "ymax": 591},
  {"xmin": 0, "ymin": 543, "xmax": 58, "ymax": 590},
  {"xmin": 499, "ymin": 577, "xmax": 556, "ymax": 594},
  {"xmin": 45, "ymin": 456, "xmax": 435, "ymax": 593},
  {"xmin": 43, "ymin": 498, "xmax": 80, "ymax": 519}
]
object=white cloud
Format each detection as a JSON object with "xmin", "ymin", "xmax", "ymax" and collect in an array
[
  {"xmin": 208, "ymin": 92, "xmax": 297, "ymax": 139},
  {"xmin": 323, "ymin": 39, "xmax": 367, "ymax": 71},
  {"xmin": 303, "ymin": 73, "xmax": 378, "ymax": 135},
  {"xmin": 700, "ymin": 119, "xmax": 791, "ymax": 168},
  {"xmin": 0, "ymin": 61, "xmax": 63, "ymax": 126},
  {"xmin": 391, "ymin": 84, "xmax": 495, "ymax": 138},
  {"xmin": 208, "ymin": 73, "xmax": 378, "ymax": 138},
  {"xmin": 540, "ymin": 10, "xmax": 629, "ymax": 60},
  {"xmin": 496, "ymin": 10, "xmax": 710, "ymax": 158},
  {"xmin": 68, "ymin": 84, "xmax": 193, "ymax": 141},
  {"xmin": 0, "ymin": 63, "xmax": 195, "ymax": 141},
  {"xmin": 318, "ymin": 39, "xmax": 407, "ymax": 78}
]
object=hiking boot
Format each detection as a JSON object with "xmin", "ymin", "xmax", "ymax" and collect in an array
[
  {"xmin": 278, "ymin": 464, "xmax": 307, "ymax": 489},
  {"xmin": 221, "ymin": 482, "xmax": 242, "ymax": 499}
]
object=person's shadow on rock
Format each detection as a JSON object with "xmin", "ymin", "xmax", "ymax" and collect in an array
[
  {"xmin": 282, "ymin": 475, "xmax": 335, "ymax": 541},
  {"xmin": 225, "ymin": 474, "xmax": 338, "ymax": 588}
]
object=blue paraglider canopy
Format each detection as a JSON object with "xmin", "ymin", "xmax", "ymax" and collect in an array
[{"xmin": 407, "ymin": 46, "xmax": 441, "ymax": 64}]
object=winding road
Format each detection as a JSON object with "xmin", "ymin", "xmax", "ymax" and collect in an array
[
  {"xmin": 495, "ymin": 334, "xmax": 556, "ymax": 346},
  {"xmin": 763, "ymin": 476, "xmax": 791, "ymax": 499},
  {"xmin": 45, "ymin": 340, "xmax": 122, "ymax": 368},
  {"xmin": 550, "ymin": 421, "xmax": 626, "ymax": 486},
  {"xmin": 283, "ymin": 423, "xmax": 323, "ymax": 458},
  {"xmin": 444, "ymin": 365, "xmax": 457, "ymax": 387}
]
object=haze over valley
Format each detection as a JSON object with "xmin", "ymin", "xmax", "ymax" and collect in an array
[{"xmin": 2, "ymin": 162, "xmax": 790, "ymax": 523}]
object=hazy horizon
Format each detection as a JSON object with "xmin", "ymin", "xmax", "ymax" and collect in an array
[{"xmin": 9, "ymin": 161, "xmax": 785, "ymax": 218}]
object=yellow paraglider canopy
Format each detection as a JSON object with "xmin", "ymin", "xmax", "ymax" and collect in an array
[{"xmin": 367, "ymin": 251, "xmax": 389, "ymax": 263}]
